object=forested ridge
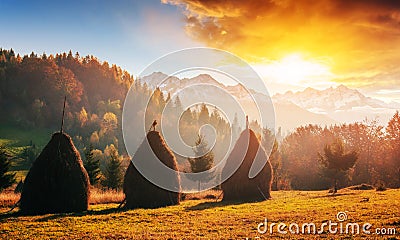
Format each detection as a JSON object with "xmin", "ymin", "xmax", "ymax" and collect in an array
[{"xmin": 0, "ymin": 48, "xmax": 132, "ymax": 150}]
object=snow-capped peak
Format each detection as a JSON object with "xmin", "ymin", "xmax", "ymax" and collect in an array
[{"xmin": 273, "ymin": 84, "xmax": 398, "ymax": 112}]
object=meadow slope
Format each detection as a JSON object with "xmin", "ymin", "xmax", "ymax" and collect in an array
[{"xmin": 1, "ymin": 189, "xmax": 399, "ymax": 239}]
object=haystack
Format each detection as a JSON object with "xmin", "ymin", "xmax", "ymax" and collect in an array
[
  {"xmin": 20, "ymin": 132, "xmax": 90, "ymax": 214},
  {"xmin": 221, "ymin": 129, "xmax": 273, "ymax": 201},
  {"xmin": 123, "ymin": 131, "xmax": 180, "ymax": 209}
]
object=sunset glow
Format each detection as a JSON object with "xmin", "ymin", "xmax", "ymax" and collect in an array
[
  {"xmin": 163, "ymin": 0, "xmax": 400, "ymax": 100},
  {"xmin": 253, "ymin": 54, "xmax": 333, "ymax": 86}
]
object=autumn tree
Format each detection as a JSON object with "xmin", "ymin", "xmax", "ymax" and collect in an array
[
  {"xmin": 386, "ymin": 111, "xmax": 400, "ymax": 187},
  {"xmin": 0, "ymin": 146, "xmax": 16, "ymax": 192},
  {"xmin": 281, "ymin": 125, "xmax": 335, "ymax": 190},
  {"xmin": 101, "ymin": 112, "xmax": 118, "ymax": 134},
  {"xmin": 77, "ymin": 107, "xmax": 88, "ymax": 127},
  {"xmin": 319, "ymin": 139, "xmax": 358, "ymax": 193},
  {"xmin": 187, "ymin": 135, "xmax": 215, "ymax": 191},
  {"xmin": 331, "ymin": 120, "xmax": 385, "ymax": 186}
]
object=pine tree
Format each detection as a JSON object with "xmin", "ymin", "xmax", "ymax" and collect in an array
[
  {"xmin": 187, "ymin": 135, "xmax": 214, "ymax": 191},
  {"xmin": 84, "ymin": 145, "xmax": 101, "ymax": 185},
  {"xmin": 198, "ymin": 104, "xmax": 210, "ymax": 125},
  {"xmin": 231, "ymin": 113, "xmax": 240, "ymax": 142},
  {"xmin": 318, "ymin": 139, "xmax": 358, "ymax": 193},
  {"xmin": 21, "ymin": 142, "xmax": 39, "ymax": 166},
  {"xmin": 0, "ymin": 146, "xmax": 16, "ymax": 192},
  {"xmin": 102, "ymin": 146, "xmax": 122, "ymax": 190},
  {"xmin": 174, "ymin": 96, "xmax": 182, "ymax": 112},
  {"xmin": 262, "ymin": 128, "xmax": 281, "ymax": 190},
  {"xmin": 165, "ymin": 92, "xmax": 171, "ymax": 103}
]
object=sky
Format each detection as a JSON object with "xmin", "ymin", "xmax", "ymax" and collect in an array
[
  {"xmin": 1, "ymin": 0, "xmax": 400, "ymax": 102},
  {"xmin": 0, "ymin": 0, "xmax": 201, "ymax": 74}
]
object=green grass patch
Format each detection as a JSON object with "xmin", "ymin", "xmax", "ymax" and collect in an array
[
  {"xmin": 11, "ymin": 170, "xmax": 28, "ymax": 181},
  {"xmin": 0, "ymin": 189, "xmax": 399, "ymax": 239},
  {"xmin": 0, "ymin": 122, "xmax": 52, "ymax": 147},
  {"xmin": 0, "ymin": 122, "xmax": 52, "ymax": 173}
]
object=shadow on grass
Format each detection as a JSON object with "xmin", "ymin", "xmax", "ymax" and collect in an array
[
  {"xmin": 0, "ymin": 207, "xmax": 125, "ymax": 222},
  {"xmin": 36, "ymin": 207, "xmax": 126, "ymax": 221},
  {"xmin": 185, "ymin": 199, "xmax": 269, "ymax": 211},
  {"xmin": 0, "ymin": 210, "xmax": 22, "ymax": 220},
  {"xmin": 310, "ymin": 192, "xmax": 356, "ymax": 199}
]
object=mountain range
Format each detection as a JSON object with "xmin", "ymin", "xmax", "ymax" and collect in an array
[
  {"xmin": 141, "ymin": 72, "xmax": 399, "ymax": 132},
  {"xmin": 273, "ymin": 85, "xmax": 400, "ymax": 127}
]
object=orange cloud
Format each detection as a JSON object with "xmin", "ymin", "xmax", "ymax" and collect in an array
[{"xmin": 163, "ymin": 0, "xmax": 400, "ymax": 91}]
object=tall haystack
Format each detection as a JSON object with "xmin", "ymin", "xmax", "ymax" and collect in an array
[
  {"xmin": 123, "ymin": 131, "xmax": 180, "ymax": 209},
  {"xmin": 221, "ymin": 129, "xmax": 273, "ymax": 201},
  {"xmin": 20, "ymin": 132, "xmax": 90, "ymax": 214}
]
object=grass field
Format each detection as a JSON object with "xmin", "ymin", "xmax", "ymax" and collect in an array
[
  {"xmin": 0, "ymin": 123, "xmax": 52, "ymax": 178},
  {"xmin": 0, "ymin": 122, "xmax": 51, "ymax": 148},
  {"xmin": 0, "ymin": 189, "xmax": 399, "ymax": 239}
]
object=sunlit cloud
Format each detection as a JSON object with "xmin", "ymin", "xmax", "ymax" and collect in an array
[{"xmin": 163, "ymin": 0, "xmax": 400, "ymax": 100}]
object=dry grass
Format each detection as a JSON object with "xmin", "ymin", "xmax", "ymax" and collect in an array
[
  {"xmin": 184, "ymin": 189, "xmax": 222, "ymax": 200},
  {"xmin": 0, "ymin": 187, "xmax": 125, "ymax": 209},
  {"xmin": 1, "ymin": 189, "xmax": 399, "ymax": 239},
  {"xmin": 1, "ymin": 188, "xmax": 221, "ymax": 209},
  {"xmin": 89, "ymin": 188, "xmax": 124, "ymax": 205},
  {"xmin": 0, "ymin": 190, "xmax": 20, "ymax": 208},
  {"xmin": 0, "ymin": 188, "xmax": 220, "ymax": 208},
  {"xmin": 1, "ymin": 188, "xmax": 220, "ymax": 208}
]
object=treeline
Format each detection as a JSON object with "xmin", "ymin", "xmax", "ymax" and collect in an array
[
  {"xmin": 0, "ymin": 48, "xmax": 132, "ymax": 154},
  {"xmin": 0, "ymin": 48, "xmax": 236, "ymax": 164},
  {"xmin": 272, "ymin": 115, "xmax": 400, "ymax": 190}
]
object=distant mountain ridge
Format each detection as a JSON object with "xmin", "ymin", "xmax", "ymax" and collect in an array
[
  {"xmin": 141, "ymin": 72, "xmax": 399, "ymax": 131},
  {"xmin": 141, "ymin": 72, "xmax": 338, "ymax": 131},
  {"xmin": 272, "ymin": 85, "xmax": 400, "ymax": 125},
  {"xmin": 273, "ymin": 85, "xmax": 400, "ymax": 113}
]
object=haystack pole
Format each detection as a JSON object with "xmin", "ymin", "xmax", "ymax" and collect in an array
[{"xmin": 60, "ymin": 95, "xmax": 66, "ymax": 133}]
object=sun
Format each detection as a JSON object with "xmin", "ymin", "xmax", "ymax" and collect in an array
[{"xmin": 253, "ymin": 54, "xmax": 333, "ymax": 85}]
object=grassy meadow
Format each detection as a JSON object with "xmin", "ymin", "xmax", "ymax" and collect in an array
[
  {"xmin": 1, "ymin": 113, "xmax": 399, "ymax": 239},
  {"xmin": 1, "ymin": 189, "xmax": 399, "ymax": 239},
  {"xmin": 0, "ymin": 122, "xmax": 51, "ymax": 148},
  {"xmin": 0, "ymin": 124, "xmax": 51, "ymax": 181}
]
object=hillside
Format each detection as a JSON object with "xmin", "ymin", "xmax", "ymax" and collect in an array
[
  {"xmin": 1, "ymin": 189, "xmax": 399, "ymax": 239},
  {"xmin": 0, "ymin": 48, "xmax": 135, "ymax": 154}
]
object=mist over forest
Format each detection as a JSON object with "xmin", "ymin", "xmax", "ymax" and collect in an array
[{"xmin": 1, "ymin": 48, "xmax": 399, "ymax": 191}]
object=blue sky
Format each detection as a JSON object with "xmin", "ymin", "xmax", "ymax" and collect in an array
[
  {"xmin": 0, "ymin": 0, "xmax": 202, "ymax": 75},
  {"xmin": 2, "ymin": 0, "xmax": 400, "ymax": 103}
]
